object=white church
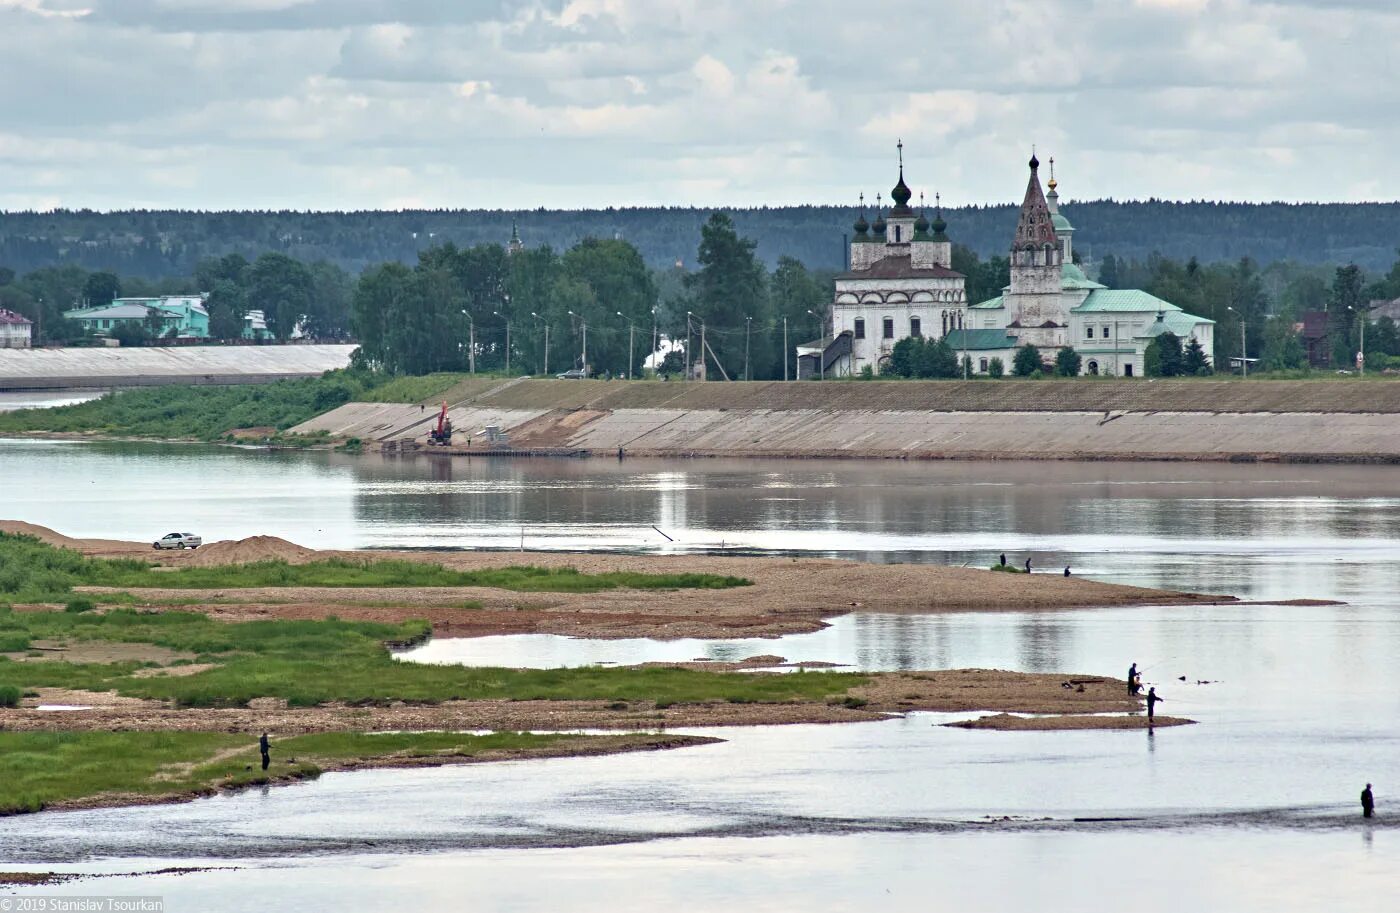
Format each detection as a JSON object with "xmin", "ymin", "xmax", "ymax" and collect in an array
[{"xmin": 797, "ymin": 150, "xmax": 1214, "ymax": 378}]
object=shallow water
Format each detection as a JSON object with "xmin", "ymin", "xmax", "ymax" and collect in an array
[
  {"xmin": 0, "ymin": 390, "xmax": 102, "ymax": 412},
  {"xmin": 4, "ymin": 440, "xmax": 1400, "ymax": 910}
]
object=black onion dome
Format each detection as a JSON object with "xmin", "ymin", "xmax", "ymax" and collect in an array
[
  {"xmin": 1029, "ymin": 152, "xmax": 1040, "ymax": 170},
  {"xmin": 914, "ymin": 211, "xmax": 930, "ymax": 233},
  {"xmin": 890, "ymin": 170, "xmax": 913, "ymax": 210},
  {"xmin": 932, "ymin": 212, "xmax": 947, "ymax": 234},
  {"xmin": 853, "ymin": 211, "xmax": 869, "ymax": 235},
  {"xmin": 872, "ymin": 211, "xmax": 887, "ymax": 235}
]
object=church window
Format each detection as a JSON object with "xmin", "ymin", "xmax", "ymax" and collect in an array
[
  {"xmin": 979, "ymin": 358, "xmax": 989, "ymax": 372},
  {"xmin": 894, "ymin": 225, "xmax": 902, "ymax": 242},
  {"xmin": 910, "ymin": 317, "xmax": 921, "ymax": 337},
  {"xmin": 1102, "ymin": 325, "xmax": 1110, "ymax": 339},
  {"xmin": 1086, "ymin": 326, "xmax": 1094, "ymax": 339},
  {"xmin": 882, "ymin": 317, "xmax": 894, "ymax": 339},
  {"xmin": 854, "ymin": 318, "xmax": 865, "ymax": 339}
]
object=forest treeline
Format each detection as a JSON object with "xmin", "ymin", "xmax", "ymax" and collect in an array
[
  {"xmin": 2, "ymin": 199, "xmax": 1399, "ymax": 278},
  {"xmin": 4, "ymin": 212, "xmax": 1400, "ymax": 381}
]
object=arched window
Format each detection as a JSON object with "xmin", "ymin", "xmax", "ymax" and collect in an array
[{"xmin": 1087, "ymin": 360, "xmax": 1099, "ymax": 375}]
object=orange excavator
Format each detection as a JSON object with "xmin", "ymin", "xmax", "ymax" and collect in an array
[{"xmin": 427, "ymin": 401, "xmax": 453, "ymax": 446}]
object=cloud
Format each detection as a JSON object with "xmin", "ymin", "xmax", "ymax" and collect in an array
[{"xmin": 1, "ymin": 0, "xmax": 1398, "ymax": 211}]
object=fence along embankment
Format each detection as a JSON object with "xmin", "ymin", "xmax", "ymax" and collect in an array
[{"xmin": 290, "ymin": 379, "xmax": 1400, "ymax": 463}]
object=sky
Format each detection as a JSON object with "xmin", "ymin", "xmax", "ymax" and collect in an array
[{"xmin": 2, "ymin": 0, "xmax": 1397, "ymax": 212}]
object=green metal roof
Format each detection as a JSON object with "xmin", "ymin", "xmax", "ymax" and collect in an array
[
  {"xmin": 1071, "ymin": 289, "xmax": 1182, "ymax": 313},
  {"xmin": 1139, "ymin": 310, "xmax": 1214, "ymax": 338},
  {"xmin": 1052, "ymin": 213, "xmax": 1073, "ymax": 231},
  {"xmin": 969, "ymin": 295, "xmax": 1005, "ymax": 310},
  {"xmin": 1061, "ymin": 263, "xmax": 1104, "ymax": 290},
  {"xmin": 944, "ymin": 328, "xmax": 1018, "ymax": 351}
]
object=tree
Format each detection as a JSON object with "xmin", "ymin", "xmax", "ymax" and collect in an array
[
  {"xmin": 887, "ymin": 337, "xmax": 918, "ymax": 378},
  {"xmin": 303, "ymin": 260, "xmax": 353, "ymax": 339},
  {"xmin": 1182, "ymin": 335, "xmax": 1213, "ymax": 375},
  {"xmin": 563, "ymin": 238, "xmax": 656, "ymax": 377},
  {"xmin": 1260, "ymin": 316, "xmax": 1306, "ymax": 371},
  {"xmin": 657, "ymin": 347, "xmax": 686, "ymax": 378},
  {"xmin": 1098, "ymin": 254, "xmax": 1120, "ymax": 289},
  {"xmin": 1371, "ymin": 315, "xmax": 1400, "ymax": 357},
  {"xmin": 111, "ymin": 320, "xmax": 151, "ymax": 347},
  {"xmin": 685, "ymin": 212, "xmax": 768, "ymax": 380},
  {"xmin": 248, "ymin": 253, "xmax": 313, "ymax": 340},
  {"xmin": 1145, "ymin": 332, "xmax": 1184, "ymax": 377},
  {"xmin": 1012, "ymin": 344, "xmax": 1042, "ymax": 377},
  {"xmin": 987, "ymin": 357, "xmax": 1005, "ymax": 378},
  {"xmin": 81, "ymin": 271, "xmax": 121, "ymax": 308},
  {"xmin": 1055, "ymin": 346, "xmax": 1082, "ymax": 377},
  {"xmin": 1329, "ymin": 264, "xmax": 1364, "ymax": 367},
  {"xmin": 916, "ymin": 338, "xmax": 958, "ymax": 378},
  {"xmin": 350, "ymin": 262, "xmax": 412, "ymax": 371},
  {"xmin": 194, "ymin": 253, "xmax": 249, "ymax": 291},
  {"xmin": 767, "ymin": 256, "xmax": 827, "ymax": 379},
  {"xmin": 206, "ymin": 279, "xmax": 248, "ymax": 341}
]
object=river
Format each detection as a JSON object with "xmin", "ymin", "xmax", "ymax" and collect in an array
[{"xmin": 2, "ymin": 439, "xmax": 1399, "ymax": 911}]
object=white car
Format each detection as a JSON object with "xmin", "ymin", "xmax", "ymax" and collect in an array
[{"xmin": 152, "ymin": 532, "xmax": 202, "ymax": 550}]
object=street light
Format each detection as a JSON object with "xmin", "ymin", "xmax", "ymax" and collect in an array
[
  {"xmin": 782, "ymin": 315, "xmax": 789, "ymax": 381},
  {"xmin": 686, "ymin": 311, "xmax": 705, "ymax": 381},
  {"xmin": 617, "ymin": 311, "xmax": 636, "ymax": 379},
  {"xmin": 530, "ymin": 311, "xmax": 549, "ymax": 376},
  {"xmin": 1349, "ymin": 304, "xmax": 1367, "ymax": 374},
  {"xmin": 1226, "ymin": 306, "xmax": 1246, "ymax": 377},
  {"xmin": 567, "ymin": 310, "xmax": 588, "ymax": 375},
  {"xmin": 807, "ymin": 309, "xmax": 824, "ymax": 380},
  {"xmin": 460, "ymin": 309, "xmax": 475, "ymax": 374},
  {"xmin": 492, "ymin": 310, "xmax": 511, "ymax": 374},
  {"xmin": 743, "ymin": 315, "xmax": 753, "ymax": 381}
]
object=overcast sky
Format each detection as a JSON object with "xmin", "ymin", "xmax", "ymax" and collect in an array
[{"xmin": 2, "ymin": 0, "xmax": 1397, "ymax": 212}]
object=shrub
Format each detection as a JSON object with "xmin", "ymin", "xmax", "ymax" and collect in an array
[
  {"xmin": 1012, "ymin": 344, "xmax": 1042, "ymax": 377},
  {"xmin": 1055, "ymin": 346, "xmax": 1083, "ymax": 377},
  {"xmin": 65, "ymin": 598, "xmax": 97, "ymax": 614},
  {"xmin": 987, "ymin": 357, "xmax": 1005, "ymax": 379},
  {"xmin": 0, "ymin": 685, "xmax": 21, "ymax": 708}
]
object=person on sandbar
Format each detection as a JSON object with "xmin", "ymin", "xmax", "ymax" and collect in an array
[
  {"xmin": 1362, "ymin": 783, "xmax": 1375, "ymax": 819},
  {"xmin": 1146, "ymin": 687, "xmax": 1163, "ymax": 725},
  {"xmin": 259, "ymin": 732, "xmax": 271, "ymax": 771}
]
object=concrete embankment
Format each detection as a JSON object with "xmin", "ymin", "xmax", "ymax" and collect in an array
[
  {"xmin": 289, "ymin": 378, "xmax": 1400, "ymax": 463},
  {"xmin": 0, "ymin": 344, "xmax": 356, "ymax": 391}
]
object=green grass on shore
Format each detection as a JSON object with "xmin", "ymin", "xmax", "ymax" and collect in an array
[
  {"xmin": 0, "ymin": 730, "xmax": 625, "ymax": 815},
  {"xmin": 0, "ymin": 532, "xmax": 749, "ymax": 603},
  {"xmin": 356, "ymin": 373, "xmax": 473, "ymax": 404},
  {"xmin": 0, "ymin": 603, "xmax": 863, "ymax": 708},
  {"xmin": 89, "ymin": 558, "xmax": 751, "ymax": 593}
]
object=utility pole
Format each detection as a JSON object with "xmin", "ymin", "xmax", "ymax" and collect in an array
[
  {"xmin": 618, "ymin": 311, "xmax": 635, "ymax": 379},
  {"xmin": 744, "ymin": 316, "xmax": 752, "ymax": 381},
  {"xmin": 700, "ymin": 320, "xmax": 706, "ymax": 381},
  {"xmin": 493, "ymin": 310, "xmax": 511, "ymax": 374},
  {"xmin": 530, "ymin": 312, "xmax": 548, "ymax": 375},
  {"xmin": 651, "ymin": 305, "xmax": 658, "ymax": 375},
  {"xmin": 1241, "ymin": 318, "xmax": 1247, "ymax": 378},
  {"xmin": 462, "ymin": 310, "xmax": 476, "ymax": 374},
  {"xmin": 807, "ymin": 309, "xmax": 824, "ymax": 380},
  {"xmin": 783, "ymin": 316, "xmax": 789, "ymax": 381},
  {"xmin": 567, "ymin": 310, "xmax": 587, "ymax": 375}
]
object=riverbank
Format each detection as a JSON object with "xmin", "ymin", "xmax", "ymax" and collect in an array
[{"xmin": 284, "ymin": 378, "xmax": 1400, "ymax": 464}]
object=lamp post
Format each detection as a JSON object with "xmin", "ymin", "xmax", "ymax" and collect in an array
[
  {"xmin": 1349, "ymin": 304, "xmax": 1366, "ymax": 374},
  {"xmin": 492, "ymin": 310, "xmax": 511, "ymax": 374},
  {"xmin": 807, "ymin": 309, "xmax": 824, "ymax": 380},
  {"xmin": 744, "ymin": 316, "xmax": 752, "ymax": 381},
  {"xmin": 1227, "ymin": 306, "xmax": 1246, "ymax": 377},
  {"xmin": 651, "ymin": 305, "xmax": 658, "ymax": 376},
  {"xmin": 530, "ymin": 312, "xmax": 549, "ymax": 376},
  {"xmin": 686, "ymin": 311, "xmax": 705, "ymax": 381},
  {"xmin": 617, "ymin": 311, "xmax": 636, "ymax": 379},
  {"xmin": 783, "ymin": 315, "xmax": 789, "ymax": 381},
  {"xmin": 567, "ymin": 310, "xmax": 588, "ymax": 375},
  {"xmin": 460, "ymin": 309, "xmax": 475, "ymax": 374}
]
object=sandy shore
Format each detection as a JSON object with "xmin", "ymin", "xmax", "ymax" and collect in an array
[{"xmin": 0, "ymin": 521, "xmax": 1235, "ymax": 641}]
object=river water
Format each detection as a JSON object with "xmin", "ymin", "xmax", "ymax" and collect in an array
[{"xmin": 2, "ymin": 440, "xmax": 1400, "ymax": 910}]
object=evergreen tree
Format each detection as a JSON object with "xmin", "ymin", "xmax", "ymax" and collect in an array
[
  {"xmin": 685, "ymin": 213, "xmax": 768, "ymax": 380},
  {"xmin": 987, "ymin": 357, "xmax": 1005, "ymax": 378},
  {"xmin": 81, "ymin": 271, "xmax": 120, "ymax": 308},
  {"xmin": 1182, "ymin": 335, "xmax": 1213, "ymax": 375},
  {"xmin": 1329, "ymin": 264, "xmax": 1364, "ymax": 367},
  {"xmin": 1012, "ymin": 344, "xmax": 1042, "ymax": 377},
  {"xmin": 767, "ymin": 256, "xmax": 826, "ymax": 379},
  {"xmin": 888, "ymin": 336, "xmax": 917, "ymax": 377},
  {"xmin": 1145, "ymin": 332, "xmax": 1184, "ymax": 377},
  {"xmin": 1054, "ymin": 346, "xmax": 1082, "ymax": 377}
]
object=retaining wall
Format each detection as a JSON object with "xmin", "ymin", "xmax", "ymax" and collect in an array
[{"xmin": 0, "ymin": 345, "xmax": 356, "ymax": 391}]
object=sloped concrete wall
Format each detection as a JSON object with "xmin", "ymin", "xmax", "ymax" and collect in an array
[{"xmin": 0, "ymin": 345, "xmax": 356, "ymax": 390}]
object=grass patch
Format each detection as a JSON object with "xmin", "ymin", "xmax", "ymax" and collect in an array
[
  {"xmin": 0, "ymin": 533, "xmax": 749, "ymax": 602},
  {"xmin": 87, "ymin": 558, "xmax": 750, "ymax": 593},
  {"xmin": 357, "ymin": 373, "xmax": 472, "ymax": 404},
  {"xmin": 0, "ymin": 369, "xmax": 412, "ymax": 441},
  {"xmin": 0, "ymin": 730, "xmax": 618, "ymax": 815},
  {"xmin": 989, "ymin": 564, "xmax": 1027, "ymax": 573},
  {"xmin": 0, "ymin": 607, "xmax": 864, "ymax": 709}
]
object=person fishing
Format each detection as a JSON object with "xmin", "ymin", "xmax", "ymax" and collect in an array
[
  {"xmin": 1146, "ymin": 686, "xmax": 1163, "ymax": 724},
  {"xmin": 1063, "ymin": 566, "xmax": 1071, "ymax": 577},
  {"xmin": 1127, "ymin": 663, "xmax": 1140, "ymax": 695},
  {"xmin": 1362, "ymin": 783, "xmax": 1375, "ymax": 819},
  {"xmin": 259, "ymin": 732, "xmax": 271, "ymax": 772},
  {"xmin": 999, "ymin": 553, "xmax": 1006, "ymax": 567},
  {"xmin": 1024, "ymin": 557, "xmax": 1032, "ymax": 573}
]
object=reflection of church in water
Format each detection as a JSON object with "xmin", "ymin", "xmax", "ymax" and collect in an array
[{"xmin": 798, "ymin": 145, "xmax": 1215, "ymax": 379}]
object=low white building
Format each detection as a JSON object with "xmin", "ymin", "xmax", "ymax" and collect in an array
[
  {"xmin": 801, "ymin": 152, "xmax": 1214, "ymax": 377},
  {"xmin": 0, "ymin": 308, "xmax": 33, "ymax": 348}
]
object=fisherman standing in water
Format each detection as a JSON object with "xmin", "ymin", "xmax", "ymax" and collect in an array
[
  {"xmin": 1145, "ymin": 687, "xmax": 1163, "ymax": 725},
  {"xmin": 1362, "ymin": 783, "xmax": 1375, "ymax": 819}
]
